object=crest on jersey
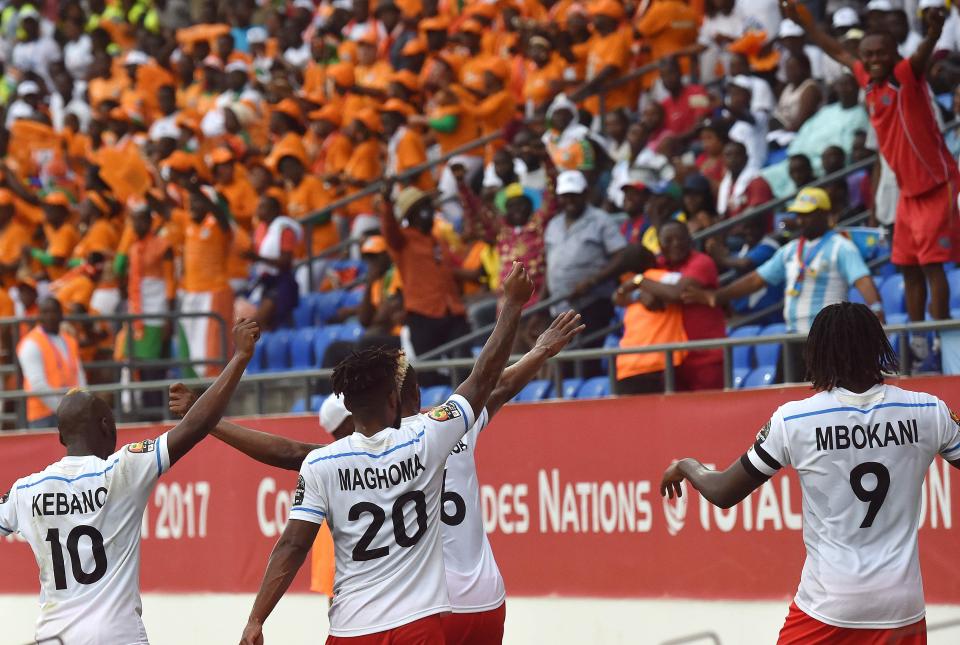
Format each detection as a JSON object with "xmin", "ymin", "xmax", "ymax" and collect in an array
[
  {"xmin": 0, "ymin": 490, "xmax": 8, "ymax": 504},
  {"xmin": 127, "ymin": 439, "xmax": 156, "ymax": 454},
  {"xmin": 429, "ymin": 402, "xmax": 462, "ymax": 423},
  {"xmin": 294, "ymin": 475, "xmax": 305, "ymax": 506},
  {"xmin": 951, "ymin": 410, "xmax": 960, "ymax": 428},
  {"xmin": 756, "ymin": 420, "xmax": 772, "ymax": 443}
]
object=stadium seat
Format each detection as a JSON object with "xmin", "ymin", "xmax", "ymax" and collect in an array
[
  {"xmin": 948, "ymin": 269, "xmax": 960, "ymax": 309},
  {"xmin": 264, "ymin": 330, "xmax": 291, "ymax": 371},
  {"xmin": 729, "ymin": 325, "xmax": 761, "ymax": 370},
  {"xmin": 314, "ymin": 291, "xmax": 344, "ymax": 323},
  {"xmin": 289, "ymin": 328, "xmax": 317, "ymax": 370},
  {"xmin": 337, "ymin": 320, "xmax": 364, "ymax": 342},
  {"xmin": 755, "ymin": 323, "xmax": 786, "ymax": 368},
  {"xmin": 744, "ymin": 367, "xmax": 776, "ymax": 389},
  {"xmin": 880, "ymin": 273, "xmax": 905, "ymax": 314},
  {"xmin": 513, "ymin": 380, "xmax": 552, "ymax": 402},
  {"xmin": 577, "ymin": 376, "xmax": 611, "ymax": 399},
  {"xmin": 291, "ymin": 299, "xmax": 314, "ymax": 329},
  {"xmin": 847, "ymin": 285, "xmax": 865, "ymax": 305},
  {"xmin": 245, "ymin": 338, "xmax": 266, "ymax": 374},
  {"xmin": 421, "ymin": 385, "xmax": 453, "ymax": 408},
  {"xmin": 562, "ymin": 378, "xmax": 584, "ymax": 399},
  {"xmin": 886, "ymin": 312, "xmax": 909, "ymax": 356},
  {"xmin": 312, "ymin": 326, "xmax": 340, "ymax": 367},
  {"xmin": 290, "ymin": 398, "xmax": 307, "ymax": 413},
  {"xmin": 309, "ymin": 394, "xmax": 324, "ymax": 412},
  {"xmin": 600, "ymin": 333, "xmax": 621, "ymax": 373},
  {"xmin": 339, "ymin": 288, "xmax": 364, "ymax": 309},
  {"xmin": 733, "ymin": 366, "xmax": 750, "ymax": 389}
]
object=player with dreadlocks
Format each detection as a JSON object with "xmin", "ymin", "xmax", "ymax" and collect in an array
[
  {"xmin": 238, "ymin": 262, "xmax": 534, "ymax": 645},
  {"xmin": 659, "ymin": 302, "xmax": 960, "ymax": 643}
]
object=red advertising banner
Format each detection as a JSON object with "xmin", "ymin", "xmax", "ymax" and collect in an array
[{"xmin": 2, "ymin": 377, "xmax": 959, "ymax": 602}]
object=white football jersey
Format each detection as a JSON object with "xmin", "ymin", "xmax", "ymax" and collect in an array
[
  {"xmin": 0, "ymin": 433, "xmax": 171, "ymax": 645},
  {"xmin": 291, "ymin": 395, "xmax": 476, "ymax": 637},
  {"xmin": 742, "ymin": 384, "xmax": 960, "ymax": 629},
  {"xmin": 422, "ymin": 409, "xmax": 506, "ymax": 613}
]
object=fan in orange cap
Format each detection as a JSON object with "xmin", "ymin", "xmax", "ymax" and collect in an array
[
  {"xmin": 395, "ymin": 0, "xmax": 423, "ymax": 19},
  {"xmin": 727, "ymin": 30, "xmax": 780, "ymax": 73},
  {"xmin": 307, "ymin": 106, "xmax": 353, "ymax": 179},
  {"xmin": 327, "ymin": 61, "xmax": 356, "ymax": 90},
  {"xmin": 388, "ymin": 69, "xmax": 421, "ymax": 104},
  {"xmin": 588, "ymin": 0, "xmax": 626, "ymax": 21},
  {"xmin": 400, "ymin": 37, "xmax": 427, "ymax": 57},
  {"xmin": 380, "ymin": 100, "xmax": 432, "ymax": 191}
]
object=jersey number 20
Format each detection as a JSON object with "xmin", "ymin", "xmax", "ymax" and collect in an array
[
  {"xmin": 849, "ymin": 462, "xmax": 890, "ymax": 528},
  {"xmin": 45, "ymin": 526, "xmax": 108, "ymax": 590},
  {"xmin": 349, "ymin": 491, "xmax": 428, "ymax": 561}
]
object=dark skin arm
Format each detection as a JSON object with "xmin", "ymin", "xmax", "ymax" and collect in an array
[
  {"xmin": 166, "ymin": 320, "xmax": 260, "ymax": 466},
  {"xmin": 853, "ymin": 275, "xmax": 885, "ymax": 324},
  {"xmin": 682, "ymin": 271, "xmax": 767, "ymax": 308},
  {"xmin": 484, "ymin": 310, "xmax": 585, "ymax": 417},
  {"xmin": 782, "ymin": 0, "xmax": 857, "ymax": 70},
  {"xmin": 911, "ymin": 7, "xmax": 946, "ymax": 78},
  {"xmin": 169, "ymin": 384, "xmax": 319, "ymax": 471},
  {"xmin": 455, "ymin": 262, "xmax": 535, "ymax": 419},
  {"xmin": 378, "ymin": 180, "xmax": 407, "ymax": 252},
  {"xmin": 240, "ymin": 519, "xmax": 319, "ymax": 645},
  {"xmin": 660, "ymin": 457, "xmax": 765, "ymax": 509}
]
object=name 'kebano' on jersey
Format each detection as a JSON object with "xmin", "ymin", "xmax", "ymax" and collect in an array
[
  {"xmin": 32, "ymin": 487, "xmax": 108, "ymax": 517},
  {"xmin": 337, "ymin": 456, "xmax": 426, "ymax": 491},
  {"xmin": 815, "ymin": 419, "xmax": 919, "ymax": 452}
]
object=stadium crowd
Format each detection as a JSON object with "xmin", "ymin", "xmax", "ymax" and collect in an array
[{"xmin": 0, "ymin": 0, "xmax": 958, "ymax": 422}]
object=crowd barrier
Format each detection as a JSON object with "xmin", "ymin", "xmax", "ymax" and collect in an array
[{"xmin": 2, "ymin": 376, "xmax": 959, "ymax": 602}]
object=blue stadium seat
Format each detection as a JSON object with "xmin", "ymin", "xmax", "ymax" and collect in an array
[
  {"xmin": 514, "ymin": 380, "xmax": 552, "ymax": 402},
  {"xmin": 310, "ymin": 394, "xmax": 324, "ymax": 412},
  {"xmin": 600, "ymin": 333, "xmax": 621, "ymax": 373},
  {"xmin": 291, "ymin": 298, "xmax": 314, "ymax": 329},
  {"xmin": 880, "ymin": 273, "xmax": 905, "ymax": 314},
  {"xmin": 421, "ymin": 385, "xmax": 453, "ymax": 408},
  {"xmin": 733, "ymin": 366, "xmax": 750, "ymax": 389},
  {"xmin": 337, "ymin": 320, "xmax": 364, "ymax": 342},
  {"xmin": 847, "ymin": 285, "xmax": 866, "ymax": 305},
  {"xmin": 330, "ymin": 258, "xmax": 366, "ymax": 279},
  {"xmin": 744, "ymin": 367, "xmax": 776, "ymax": 389},
  {"xmin": 729, "ymin": 325, "xmax": 761, "ymax": 370},
  {"xmin": 577, "ymin": 376, "xmax": 611, "ymax": 399},
  {"xmin": 289, "ymin": 328, "xmax": 317, "ymax": 370},
  {"xmin": 755, "ymin": 323, "xmax": 786, "ymax": 368},
  {"xmin": 245, "ymin": 338, "xmax": 266, "ymax": 374},
  {"xmin": 314, "ymin": 291, "xmax": 344, "ymax": 323},
  {"xmin": 312, "ymin": 326, "xmax": 340, "ymax": 367},
  {"xmin": 290, "ymin": 398, "xmax": 307, "ymax": 413},
  {"xmin": 339, "ymin": 288, "xmax": 364, "ymax": 309},
  {"xmin": 264, "ymin": 330, "xmax": 292, "ymax": 371},
  {"xmin": 886, "ymin": 312, "xmax": 909, "ymax": 356},
  {"xmin": 562, "ymin": 378, "xmax": 584, "ymax": 399},
  {"xmin": 949, "ymin": 269, "xmax": 960, "ymax": 309}
]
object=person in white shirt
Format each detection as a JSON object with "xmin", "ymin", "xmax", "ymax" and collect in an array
[
  {"xmin": 0, "ymin": 320, "xmax": 260, "ymax": 645},
  {"xmin": 239, "ymin": 263, "xmax": 535, "ymax": 644},
  {"xmin": 6, "ymin": 80, "xmax": 45, "ymax": 128},
  {"xmin": 9, "ymin": 9, "xmax": 60, "ymax": 86},
  {"xmin": 661, "ymin": 302, "xmax": 960, "ymax": 643},
  {"xmin": 170, "ymin": 310, "xmax": 584, "ymax": 644}
]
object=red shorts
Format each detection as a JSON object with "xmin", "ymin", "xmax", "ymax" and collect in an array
[
  {"xmin": 441, "ymin": 603, "xmax": 506, "ymax": 645},
  {"xmin": 893, "ymin": 179, "xmax": 960, "ymax": 266},
  {"xmin": 326, "ymin": 614, "xmax": 445, "ymax": 645},
  {"xmin": 778, "ymin": 601, "xmax": 927, "ymax": 644}
]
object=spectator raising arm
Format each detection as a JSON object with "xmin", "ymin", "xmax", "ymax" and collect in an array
[
  {"xmin": 378, "ymin": 179, "xmax": 407, "ymax": 252},
  {"xmin": 909, "ymin": 7, "xmax": 946, "ymax": 78}
]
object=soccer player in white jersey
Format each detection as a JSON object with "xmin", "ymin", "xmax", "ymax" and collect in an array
[
  {"xmin": 0, "ymin": 319, "xmax": 260, "ymax": 645},
  {"xmin": 172, "ymin": 310, "xmax": 584, "ymax": 644},
  {"xmin": 660, "ymin": 302, "xmax": 960, "ymax": 644},
  {"xmin": 239, "ymin": 262, "xmax": 534, "ymax": 644}
]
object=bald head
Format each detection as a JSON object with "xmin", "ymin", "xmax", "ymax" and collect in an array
[{"xmin": 57, "ymin": 389, "xmax": 116, "ymax": 457}]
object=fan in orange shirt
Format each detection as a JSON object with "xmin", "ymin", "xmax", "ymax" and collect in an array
[
  {"xmin": 457, "ymin": 19, "xmax": 493, "ymax": 94},
  {"xmin": 355, "ymin": 31, "xmax": 393, "ymax": 94},
  {"xmin": 469, "ymin": 59, "xmax": 518, "ymax": 159},
  {"xmin": 381, "ymin": 99, "xmax": 433, "ymax": 192},
  {"xmin": 74, "ymin": 193, "xmax": 120, "ymax": 260},
  {"xmin": 306, "ymin": 106, "xmax": 354, "ymax": 180},
  {"xmin": 277, "ymin": 145, "xmax": 339, "ymax": 256},
  {"xmin": 326, "ymin": 61, "xmax": 369, "ymax": 117},
  {"xmin": 341, "ymin": 109, "xmax": 383, "ymax": 224},
  {"xmin": 0, "ymin": 190, "xmax": 33, "ymax": 288},
  {"xmin": 635, "ymin": 0, "xmax": 701, "ymax": 76},
  {"xmin": 570, "ymin": 0, "xmax": 636, "ymax": 115},
  {"xmin": 210, "ymin": 147, "xmax": 258, "ymax": 230},
  {"xmin": 29, "ymin": 193, "xmax": 81, "ymax": 282},
  {"xmin": 523, "ymin": 35, "xmax": 569, "ymax": 115},
  {"xmin": 387, "ymin": 69, "xmax": 422, "ymax": 107}
]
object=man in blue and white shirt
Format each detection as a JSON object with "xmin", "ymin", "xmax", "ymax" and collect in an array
[{"xmin": 685, "ymin": 187, "xmax": 883, "ymax": 378}]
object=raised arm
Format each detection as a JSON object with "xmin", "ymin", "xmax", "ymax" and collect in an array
[
  {"xmin": 485, "ymin": 310, "xmax": 585, "ymax": 417},
  {"xmin": 240, "ymin": 519, "xmax": 319, "ymax": 645},
  {"xmin": 165, "ymin": 320, "xmax": 260, "ymax": 466},
  {"xmin": 378, "ymin": 180, "xmax": 407, "ymax": 252},
  {"xmin": 783, "ymin": 0, "xmax": 857, "ymax": 70},
  {"xmin": 911, "ymin": 6, "xmax": 946, "ymax": 78},
  {"xmin": 660, "ymin": 457, "xmax": 764, "ymax": 509},
  {"xmin": 454, "ymin": 262, "xmax": 534, "ymax": 419}
]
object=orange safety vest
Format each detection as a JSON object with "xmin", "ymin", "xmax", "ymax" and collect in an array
[
  {"xmin": 18, "ymin": 326, "xmax": 82, "ymax": 422},
  {"xmin": 310, "ymin": 524, "xmax": 335, "ymax": 597},
  {"xmin": 616, "ymin": 269, "xmax": 689, "ymax": 381}
]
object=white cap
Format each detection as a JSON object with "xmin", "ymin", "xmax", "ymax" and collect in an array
[
  {"xmin": 832, "ymin": 7, "xmax": 860, "ymax": 28},
  {"xmin": 866, "ymin": 0, "xmax": 893, "ymax": 11},
  {"xmin": 555, "ymin": 170, "xmax": 588, "ymax": 195},
  {"xmin": 247, "ymin": 26, "xmax": 268, "ymax": 44},
  {"xmin": 319, "ymin": 393, "xmax": 352, "ymax": 434},
  {"xmin": 16, "ymin": 80, "xmax": 40, "ymax": 97},
  {"xmin": 225, "ymin": 60, "xmax": 249, "ymax": 73},
  {"xmin": 778, "ymin": 19, "xmax": 804, "ymax": 38},
  {"xmin": 125, "ymin": 50, "xmax": 150, "ymax": 66},
  {"xmin": 728, "ymin": 75, "xmax": 754, "ymax": 93},
  {"xmin": 919, "ymin": 0, "xmax": 946, "ymax": 9},
  {"xmin": 546, "ymin": 93, "xmax": 577, "ymax": 119},
  {"xmin": 293, "ymin": 0, "xmax": 315, "ymax": 9},
  {"xmin": 6, "ymin": 102, "xmax": 33, "ymax": 122},
  {"xmin": 149, "ymin": 119, "xmax": 181, "ymax": 141},
  {"xmin": 332, "ymin": 0, "xmax": 352, "ymax": 9}
]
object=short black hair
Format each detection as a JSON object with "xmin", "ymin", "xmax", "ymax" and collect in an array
[
  {"xmin": 332, "ymin": 347, "xmax": 401, "ymax": 411},
  {"xmin": 805, "ymin": 302, "xmax": 898, "ymax": 391}
]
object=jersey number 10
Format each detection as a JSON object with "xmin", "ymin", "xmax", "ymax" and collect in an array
[{"xmin": 45, "ymin": 526, "xmax": 108, "ymax": 590}]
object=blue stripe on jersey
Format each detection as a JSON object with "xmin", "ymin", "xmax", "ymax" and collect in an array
[
  {"xmin": 16, "ymin": 459, "xmax": 120, "ymax": 490},
  {"xmin": 450, "ymin": 399, "xmax": 469, "ymax": 432},
  {"xmin": 291, "ymin": 506, "xmax": 326, "ymax": 517},
  {"xmin": 308, "ymin": 430, "xmax": 426, "ymax": 464},
  {"xmin": 782, "ymin": 402, "xmax": 938, "ymax": 422},
  {"xmin": 155, "ymin": 444, "xmax": 162, "ymax": 477},
  {"xmin": 943, "ymin": 441, "xmax": 960, "ymax": 455}
]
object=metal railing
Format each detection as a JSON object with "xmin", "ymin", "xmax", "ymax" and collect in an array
[{"xmin": 5, "ymin": 318, "xmax": 960, "ymax": 426}]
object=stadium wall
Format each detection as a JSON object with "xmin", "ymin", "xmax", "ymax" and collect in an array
[{"xmin": 3, "ymin": 377, "xmax": 960, "ymax": 642}]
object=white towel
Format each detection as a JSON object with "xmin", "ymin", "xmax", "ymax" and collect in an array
[{"xmin": 256, "ymin": 216, "xmax": 303, "ymax": 276}]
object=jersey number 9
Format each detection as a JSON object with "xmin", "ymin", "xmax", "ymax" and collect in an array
[{"xmin": 849, "ymin": 462, "xmax": 890, "ymax": 529}]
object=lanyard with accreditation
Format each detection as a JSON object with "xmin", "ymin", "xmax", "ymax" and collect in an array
[{"xmin": 788, "ymin": 231, "xmax": 834, "ymax": 298}]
